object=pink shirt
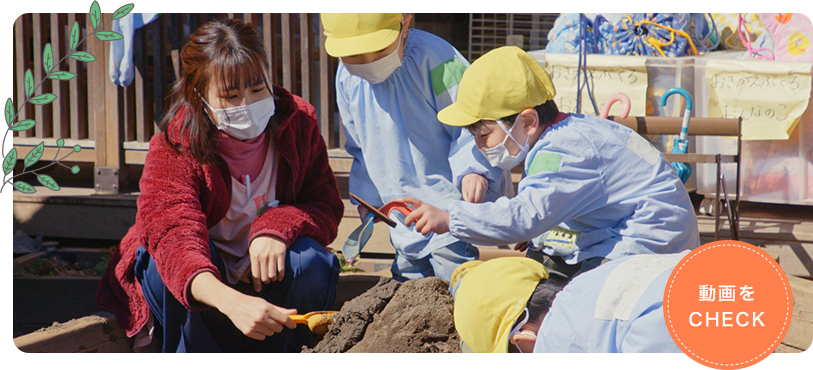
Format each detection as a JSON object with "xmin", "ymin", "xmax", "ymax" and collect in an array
[
  {"xmin": 214, "ymin": 131, "xmax": 271, "ymax": 183},
  {"xmin": 210, "ymin": 131, "xmax": 279, "ymax": 284}
]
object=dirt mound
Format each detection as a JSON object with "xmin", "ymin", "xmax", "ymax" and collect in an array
[{"xmin": 305, "ymin": 276, "xmax": 460, "ymax": 353}]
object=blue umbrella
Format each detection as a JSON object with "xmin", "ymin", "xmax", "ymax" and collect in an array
[{"xmin": 660, "ymin": 87, "xmax": 693, "ymax": 184}]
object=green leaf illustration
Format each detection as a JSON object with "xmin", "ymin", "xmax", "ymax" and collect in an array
[
  {"xmin": 95, "ymin": 31, "xmax": 123, "ymax": 41},
  {"xmin": 47, "ymin": 71, "xmax": 77, "ymax": 80},
  {"xmin": 69, "ymin": 51, "xmax": 96, "ymax": 62},
  {"xmin": 43, "ymin": 43, "xmax": 54, "ymax": 74},
  {"xmin": 29, "ymin": 94, "xmax": 57, "ymax": 105},
  {"xmin": 3, "ymin": 148, "xmax": 16, "ymax": 175},
  {"xmin": 90, "ymin": 1, "xmax": 101, "ymax": 30},
  {"xmin": 37, "ymin": 174, "xmax": 60, "ymax": 191},
  {"xmin": 111, "ymin": 4, "xmax": 135, "ymax": 20},
  {"xmin": 10, "ymin": 120, "xmax": 36, "ymax": 131},
  {"xmin": 69, "ymin": 21, "xmax": 80, "ymax": 51},
  {"xmin": 24, "ymin": 69, "xmax": 34, "ymax": 98},
  {"xmin": 23, "ymin": 142, "xmax": 44, "ymax": 168},
  {"xmin": 14, "ymin": 181, "xmax": 36, "ymax": 193},
  {"xmin": 5, "ymin": 98, "xmax": 13, "ymax": 126}
]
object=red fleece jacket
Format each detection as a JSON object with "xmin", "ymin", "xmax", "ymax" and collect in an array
[{"xmin": 95, "ymin": 86, "xmax": 344, "ymax": 337}]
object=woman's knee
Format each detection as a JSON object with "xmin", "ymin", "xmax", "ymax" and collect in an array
[{"xmin": 288, "ymin": 236, "xmax": 340, "ymax": 278}]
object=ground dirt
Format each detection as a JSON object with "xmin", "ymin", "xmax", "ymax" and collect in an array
[{"xmin": 304, "ymin": 276, "xmax": 460, "ymax": 353}]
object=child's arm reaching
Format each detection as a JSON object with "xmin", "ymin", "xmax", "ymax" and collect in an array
[{"xmin": 399, "ymin": 197, "xmax": 451, "ymax": 236}]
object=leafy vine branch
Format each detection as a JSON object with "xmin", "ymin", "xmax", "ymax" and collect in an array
[{"xmin": 2, "ymin": 1, "xmax": 134, "ymax": 193}]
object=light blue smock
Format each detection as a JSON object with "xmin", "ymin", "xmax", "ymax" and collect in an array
[
  {"xmin": 447, "ymin": 113, "xmax": 700, "ymax": 263},
  {"xmin": 337, "ymin": 29, "xmax": 510, "ymax": 259},
  {"xmin": 533, "ymin": 252, "xmax": 688, "ymax": 353}
]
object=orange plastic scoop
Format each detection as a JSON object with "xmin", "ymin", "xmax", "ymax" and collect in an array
[
  {"xmin": 289, "ymin": 311, "xmax": 337, "ymax": 335},
  {"xmin": 350, "ymin": 193, "xmax": 413, "ymax": 228}
]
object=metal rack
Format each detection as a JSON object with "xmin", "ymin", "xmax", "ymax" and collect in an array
[{"xmin": 468, "ymin": 13, "xmax": 559, "ymax": 61}]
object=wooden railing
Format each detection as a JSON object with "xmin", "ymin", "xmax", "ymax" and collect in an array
[{"xmin": 12, "ymin": 13, "xmax": 339, "ymax": 194}]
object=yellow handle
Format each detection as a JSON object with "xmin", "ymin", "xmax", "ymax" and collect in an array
[{"xmin": 289, "ymin": 315, "xmax": 309, "ymax": 324}]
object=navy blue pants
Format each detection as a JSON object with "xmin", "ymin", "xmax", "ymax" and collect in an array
[{"xmin": 134, "ymin": 237, "xmax": 340, "ymax": 352}]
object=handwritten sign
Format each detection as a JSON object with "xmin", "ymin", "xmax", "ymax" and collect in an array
[
  {"xmin": 704, "ymin": 59, "xmax": 812, "ymax": 140},
  {"xmin": 544, "ymin": 53, "xmax": 648, "ymax": 117}
]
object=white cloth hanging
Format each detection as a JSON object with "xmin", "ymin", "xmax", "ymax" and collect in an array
[{"xmin": 109, "ymin": 13, "xmax": 160, "ymax": 87}]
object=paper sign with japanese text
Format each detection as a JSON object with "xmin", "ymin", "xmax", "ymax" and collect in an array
[
  {"xmin": 704, "ymin": 59, "xmax": 812, "ymax": 141},
  {"xmin": 544, "ymin": 53, "xmax": 648, "ymax": 117}
]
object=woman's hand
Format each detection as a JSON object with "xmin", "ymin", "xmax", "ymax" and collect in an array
[
  {"xmin": 220, "ymin": 292, "xmax": 297, "ymax": 340},
  {"xmin": 461, "ymin": 173, "xmax": 488, "ymax": 203},
  {"xmin": 249, "ymin": 235, "xmax": 288, "ymax": 292},
  {"xmin": 399, "ymin": 197, "xmax": 451, "ymax": 236},
  {"xmin": 189, "ymin": 272, "xmax": 296, "ymax": 341}
]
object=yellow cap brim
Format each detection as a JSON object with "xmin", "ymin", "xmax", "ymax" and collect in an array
[
  {"xmin": 437, "ymin": 103, "xmax": 481, "ymax": 127},
  {"xmin": 325, "ymin": 27, "xmax": 400, "ymax": 58}
]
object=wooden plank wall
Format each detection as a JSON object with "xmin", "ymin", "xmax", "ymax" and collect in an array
[{"xmin": 12, "ymin": 13, "xmax": 340, "ymax": 192}]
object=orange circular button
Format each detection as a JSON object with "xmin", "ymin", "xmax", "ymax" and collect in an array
[{"xmin": 664, "ymin": 240, "xmax": 792, "ymax": 369}]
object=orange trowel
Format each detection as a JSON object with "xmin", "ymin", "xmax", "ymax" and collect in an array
[{"xmin": 290, "ymin": 311, "xmax": 338, "ymax": 335}]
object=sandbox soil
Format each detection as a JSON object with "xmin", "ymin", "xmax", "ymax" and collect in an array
[{"xmin": 304, "ymin": 276, "xmax": 460, "ymax": 353}]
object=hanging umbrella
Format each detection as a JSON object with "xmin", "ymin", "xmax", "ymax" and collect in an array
[
  {"xmin": 660, "ymin": 87, "xmax": 693, "ymax": 184},
  {"xmin": 599, "ymin": 93, "xmax": 631, "ymax": 119}
]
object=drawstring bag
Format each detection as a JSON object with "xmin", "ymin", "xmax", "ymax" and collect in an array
[
  {"xmin": 546, "ymin": 13, "xmax": 614, "ymax": 54},
  {"xmin": 684, "ymin": 13, "xmax": 720, "ymax": 53},
  {"xmin": 712, "ymin": 13, "xmax": 770, "ymax": 50},
  {"xmin": 608, "ymin": 13, "xmax": 699, "ymax": 57},
  {"xmin": 758, "ymin": 13, "xmax": 813, "ymax": 62}
]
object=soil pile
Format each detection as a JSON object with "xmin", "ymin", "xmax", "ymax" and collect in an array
[{"xmin": 305, "ymin": 276, "xmax": 460, "ymax": 353}]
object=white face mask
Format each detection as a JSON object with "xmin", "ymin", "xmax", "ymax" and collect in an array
[
  {"xmin": 202, "ymin": 95, "xmax": 275, "ymax": 140},
  {"xmin": 342, "ymin": 29, "xmax": 403, "ymax": 84},
  {"xmin": 481, "ymin": 118, "xmax": 530, "ymax": 170}
]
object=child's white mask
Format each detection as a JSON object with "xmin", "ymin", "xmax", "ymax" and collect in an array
[
  {"xmin": 202, "ymin": 95, "xmax": 275, "ymax": 140},
  {"xmin": 481, "ymin": 118, "xmax": 530, "ymax": 171},
  {"xmin": 342, "ymin": 29, "xmax": 403, "ymax": 84}
]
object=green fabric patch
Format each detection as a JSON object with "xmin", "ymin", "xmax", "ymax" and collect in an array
[
  {"xmin": 430, "ymin": 58, "xmax": 466, "ymax": 96},
  {"xmin": 528, "ymin": 153, "xmax": 562, "ymax": 175}
]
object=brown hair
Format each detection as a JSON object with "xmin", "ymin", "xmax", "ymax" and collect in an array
[
  {"xmin": 159, "ymin": 18, "xmax": 277, "ymax": 164},
  {"xmin": 465, "ymin": 100, "xmax": 560, "ymax": 135}
]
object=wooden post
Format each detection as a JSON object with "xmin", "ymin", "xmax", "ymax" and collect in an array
[
  {"xmin": 68, "ymin": 13, "xmax": 88, "ymax": 140},
  {"xmin": 33, "ymin": 14, "xmax": 53, "ymax": 139},
  {"xmin": 281, "ymin": 14, "xmax": 292, "ymax": 92},
  {"xmin": 299, "ymin": 13, "xmax": 310, "ymax": 104},
  {"xmin": 262, "ymin": 11, "xmax": 277, "ymax": 83},
  {"xmin": 91, "ymin": 14, "xmax": 126, "ymax": 194},
  {"xmin": 318, "ymin": 16, "xmax": 338, "ymax": 149},
  {"xmin": 50, "ymin": 13, "xmax": 69, "ymax": 140},
  {"xmin": 14, "ymin": 14, "xmax": 34, "ymax": 138}
]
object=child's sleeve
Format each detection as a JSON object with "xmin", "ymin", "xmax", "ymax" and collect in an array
[
  {"xmin": 445, "ymin": 145, "xmax": 606, "ymax": 246},
  {"xmin": 432, "ymin": 53, "xmax": 509, "ymax": 200}
]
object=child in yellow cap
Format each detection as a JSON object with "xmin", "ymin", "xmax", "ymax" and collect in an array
[
  {"xmin": 452, "ymin": 253, "xmax": 687, "ymax": 353},
  {"xmin": 320, "ymin": 14, "xmax": 511, "ymax": 282},
  {"xmin": 401, "ymin": 46, "xmax": 699, "ymax": 279}
]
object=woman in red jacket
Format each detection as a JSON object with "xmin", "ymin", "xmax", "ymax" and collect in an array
[{"xmin": 96, "ymin": 19, "xmax": 344, "ymax": 352}]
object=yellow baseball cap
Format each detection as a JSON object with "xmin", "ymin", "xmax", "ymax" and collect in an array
[
  {"xmin": 453, "ymin": 257, "xmax": 549, "ymax": 353},
  {"xmin": 320, "ymin": 13, "xmax": 403, "ymax": 58},
  {"xmin": 438, "ymin": 46, "xmax": 556, "ymax": 127}
]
